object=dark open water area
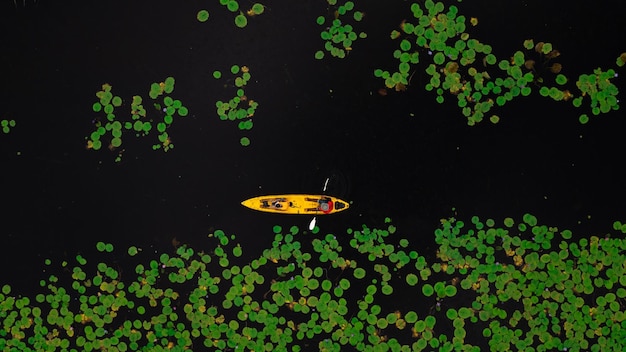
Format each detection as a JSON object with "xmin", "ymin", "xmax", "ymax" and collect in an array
[{"xmin": 1, "ymin": 1, "xmax": 626, "ymax": 351}]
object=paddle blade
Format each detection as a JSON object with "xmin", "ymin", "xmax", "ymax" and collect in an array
[
  {"xmin": 309, "ymin": 217, "xmax": 316, "ymax": 231},
  {"xmin": 322, "ymin": 177, "xmax": 330, "ymax": 192}
]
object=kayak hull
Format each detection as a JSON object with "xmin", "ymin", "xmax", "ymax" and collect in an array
[{"xmin": 241, "ymin": 194, "xmax": 350, "ymax": 215}]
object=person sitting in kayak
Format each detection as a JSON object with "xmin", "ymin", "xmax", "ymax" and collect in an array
[
  {"xmin": 305, "ymin": 196, "xmax": 333, "ymax": 213},
  {"xmin": 261, "ymin": 198, "xmax": 289, "ymax": 210}
]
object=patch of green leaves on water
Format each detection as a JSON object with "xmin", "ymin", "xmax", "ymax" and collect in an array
[
  {"xmin": 1, "ymin": 214, "xmax": 624, "ymax": 351},
  {"xmin": 214, "ymin": 65, "xmax": 258, "ymax": 147},
  {"xmin": 86, "ymin": 77, "xmax": 188, "ymax": 162},
  {"xmin": 196, "ymin": 9, "xmax": 209, "ymax": 22},
  {"xmin": 197, "ymin": 1, "xmax": 265, "ymax": 28},
  {"xmin": 375, "ymin": 1, "xmax": 623, "ymax": 125},
  {"xmin": 1, "ymin": 118, "xmax": 16, "ymax": 134},
  {"xmin": 616, "ymin": 52, "xmax": 626, "ymax": 67},
  {"xmin": 569, "ymin": 66, "xmax": 620, "ymax": 124},
  {"xmin": 434, "ymin": 213, "xmax": 626, "ymax": 351},
  {"xmin": 315, "ymin": 0, "xmax": 367, "ymax": 60}
]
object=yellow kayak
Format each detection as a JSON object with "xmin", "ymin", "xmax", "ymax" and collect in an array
[{"xmin": 241, "ymin": 194, "xmax": 349, "ymax": 215}]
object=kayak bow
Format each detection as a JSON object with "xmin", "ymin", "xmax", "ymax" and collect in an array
[{"xmin": 241, "ymin": 194, "xmax": 349, "ymax": 215}]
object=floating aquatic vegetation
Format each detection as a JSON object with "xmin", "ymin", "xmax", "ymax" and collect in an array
[
  {"xmin": 1, "ymin": 118, "xmax": 16, "ymax": 134},
  {"xmin": 314, "ymin": 0, "xmax": 367, "ymax": 60},
  {"xmin": 196, "ymin": 9, "xmax": 209, "ymax": 23},
  {"xmin": 86, "ymin": 83, "xmax": 124, "ymax": 159},
  {"xmin": 234, "ymin": 13, "xmax": 248, "ymax": 28},
  {"xmin": 225, "ymin": 0, "xmax": 238, "ymax": 12},
  {"xmin": 240, "ymin": 136, "xmax": 250, "ymax": 146},
  {"xmin": 571, "ymin": 67, "xmax": 620, "ymax": 123},
  {"xmin": 214, "ymin": 65, "xmax": 258, "ymax": 147},
  {"xmin": 86, "ymin": 78, "xmax": 188, "ymax": 162},
  {"xmin": 375, "ymin": 1, "xmax": 623, "ymax": 126},
  {"xmin": 616, "ymin": 52, "xmax": 626, "ymax": 67},
  {"xmin": 197, "ymin": 1, "xmax": 265, "ymax": 28},
  {"xmin": 2, "ymin": 214, "xmax": 624, "ymax": 350},
  {"xmin": 247, "ymin": 3, "xmax": 265, "ymax": 16}
]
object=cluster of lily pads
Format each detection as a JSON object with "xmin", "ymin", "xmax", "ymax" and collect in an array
[
  {"xmin": 1, "ymin": 118, "xmax": 16, "ymax": 134},
  {"xmin": 86, "ymin": 77, "xmax": 188, "ymax": 162},
  {"xmin": 375, "ymin": 1, "xmax": 622, "ymax": 125},
  {"xmin": 1, "ymin": 213, "xmax": 624, "ymax": 351},
  {"xmin": 214, "ymin": 65, "xmax": 258, "ymax": 147},
  {"xmin": 315, "ymin": 0, "xmax": 367, "ymax": 60},
  {"xmin": 196, "ymin": 2, "xmax": 265, "ymax": 28},
  {"xmin": 617, "ymin": 53, "xmax": 626, "ymax": 68}
]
